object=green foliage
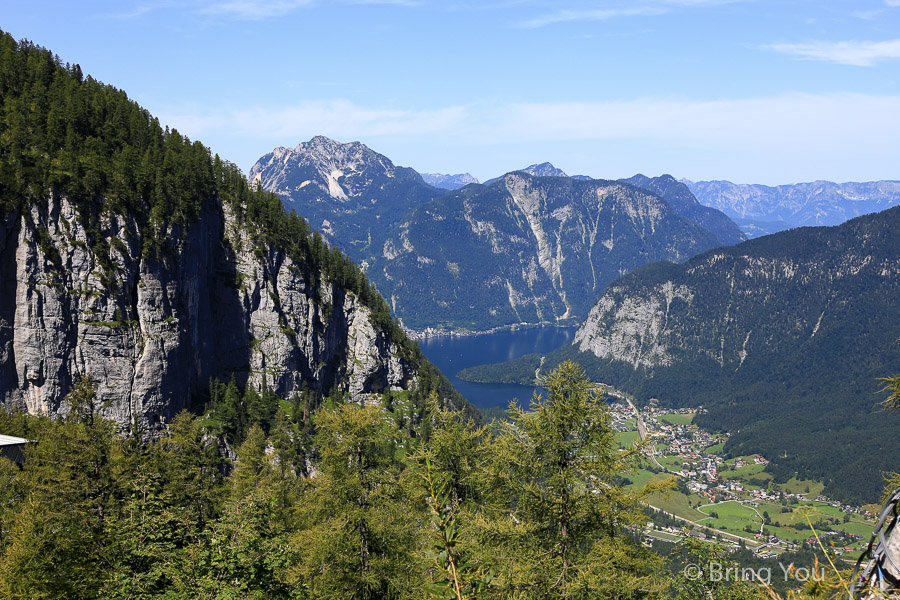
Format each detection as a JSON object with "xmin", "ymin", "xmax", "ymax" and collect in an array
[
  {"xmin": 472, "ymin": 361, "xmax": 671, "ymax": 598},
  {"xmin": 0, "ymin": 362, "xmax": 688, "ymax": 599},
  {"xmin": 416, "ymin": 457, "xmax": 493, "ymax": 600},
  {"xmin": 289, "ymin": 404, "xmax": 422, "ymax": 599},
  {"xmin": 457, "ymin": 352, "xmax": 542, "ymax": 385},
  {"xmin": 670, "ymin": 537, "xmax": 765, "ymax": 600}
]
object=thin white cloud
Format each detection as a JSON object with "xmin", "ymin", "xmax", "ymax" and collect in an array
[
  {"xmin": 113, "ymin": 0, "xmax": 420, "ymax": 20},
  {"xmin": 478, "ymin": 94, "xmax": 900, "ymax": 149},
  {"xmin": 520, "ymin": 0, "xmax": 747, "ymax": 28},
  {"xmin": 765, "ymin": 39, "xmax": 900, "ymax": 66},
  {"xmin": 887, "ymin": 0, "xmax": 900, "ymax": 6},
  {"xmin": 162, "ymin": 93, "xmax": 900, "ymax": 166},
  {"xmin": 520, "ymin": 6, "xmax": 664, "ymax": 28},
  {"xmin": 200, "ymin": 0, "xmax": 314, "ymax": 19}
]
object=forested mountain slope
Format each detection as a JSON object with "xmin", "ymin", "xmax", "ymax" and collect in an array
[
  {"xmin": 0, "ymin": 31, "xmax": 468, "ymax": 428},
  {"xmin": 466, "ymin": 208, "xmax": 900, "ymax": 502}
]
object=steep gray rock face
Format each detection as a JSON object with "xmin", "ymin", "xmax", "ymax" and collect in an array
[
  {"xmin": 0, "ymin": 192, "xmax": 415, "ymax": 428},
  {"xmin": 684, "ymin": 178, "xmax": 900, "ymax": 231},
  {"xmin": 376, "ymin": 172, "xmax": 721, "ymax": 331}
]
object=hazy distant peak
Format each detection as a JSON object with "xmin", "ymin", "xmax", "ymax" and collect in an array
[{"xmin": 420, "ymin": 172, "xmax": 479, "ymax": 190}]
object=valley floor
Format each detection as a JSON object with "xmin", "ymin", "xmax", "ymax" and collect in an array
[{"xmin": 610, "ymin": 400, "xmax": 876, "ymax": 559}]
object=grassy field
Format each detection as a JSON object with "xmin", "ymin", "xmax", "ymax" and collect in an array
[
  {"xmin": 616, "ymin": 430, "xmax": 642, "ymax": 448},
  {"xmin": 646, "ymin": 529, "xmax": 682, "ymax": 542},
  {"xmin": 704, "ymin": 442, "xmax": 725, "ymax": 454},
  {"xmin": 721, "ymin": 463, "xmax": 772, "ymax": 485},
  {"xmin": 776, "ymin": 477, "xmax": 824, "ymax": 498},
  {"xmin": 693, "ymin": 501, "xmax": 764, "ymax": 538},
  {"xmin": 623, "ymin": 468, "xmax": 663, "ymax": 490},
  {"xmin": 658, "ymin": 456, "xmax": 685, "ymax": 471},
  {"xmin": 659, "ymin": 413, "xmax": 694, "ymax": 426},
  {"xmin": 648, "ymin": 490, "xmax": 709, "ymax": 522},
  {"xmin": 755, "ymin": 501, "xmax": 874, "ymax": 541}
]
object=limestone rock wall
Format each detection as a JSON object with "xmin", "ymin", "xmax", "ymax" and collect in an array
[{"xmin": 0, "ymin": 193, "xmax": 414, "ymax": 427}]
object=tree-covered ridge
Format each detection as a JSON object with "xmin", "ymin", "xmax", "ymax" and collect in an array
[{"xmin": 0, "ymin": 29, "xmax": 480, "ymax": 420}]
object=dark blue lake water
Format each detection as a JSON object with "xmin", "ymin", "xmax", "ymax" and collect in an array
[{"xmin": 418, "ymin": 327, "xmax": 578, "ymax": 410}]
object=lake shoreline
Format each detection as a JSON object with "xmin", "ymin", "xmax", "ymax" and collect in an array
[{"xmin": 405, "ymin": 320, "xmax": 579, "ymax": 341}]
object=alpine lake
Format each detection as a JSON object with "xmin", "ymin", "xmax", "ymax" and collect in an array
[{"xmin": 417, "ymin": 326, "xmax": 578, "ymax": 412}]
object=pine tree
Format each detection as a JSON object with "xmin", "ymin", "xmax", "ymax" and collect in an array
[
  {"xmin": 476, "ymin": 361, "xmax": 669, "ymax": 599},
  {"xmin": 289, "ymin": 404, "xmax": 423, "ymax": 599}
]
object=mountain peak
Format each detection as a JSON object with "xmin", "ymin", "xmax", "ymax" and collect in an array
[
  {"xmin": 522, "ymin": 162, "xmax": 569, "ymax": 178},
  {"xmin": 251, "ymin": 135, "xmax": 415, "ymax": 204}
]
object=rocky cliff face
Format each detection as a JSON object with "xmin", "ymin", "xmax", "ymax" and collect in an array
[
  {"xmin": 0, "ymin": 191, "xmax": 416, "ymax": 428},
  {"xmin": 376, "ymin": 172, "xmax": 721, "ymax": 331}
]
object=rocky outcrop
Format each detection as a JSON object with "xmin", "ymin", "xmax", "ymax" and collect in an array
[
  {"xmin": 621, "ymin": 174, "xmax": 746, "ymax": 246},
  {"xmin": 375, "ymin": 172, "xmax": 722, "ymax": 331},
  {"xmin": 0, "ymin": 191, "xmax": 416, "ymax": 428}
]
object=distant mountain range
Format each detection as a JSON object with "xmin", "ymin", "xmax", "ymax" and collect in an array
[
  {"xmin": 683, "ymin": 178, "xmax": 900, "ymax": 237},
  {"xmin": 250, "ymin": 139, "xmax": 743, "ymax": 332},
  {"xmin": 461, "ymin": 207, "xmax": 900, "ymax": 503},
  {"xmin": 420, "ymin": 172, "xmax": 479, "ymax": 190}
]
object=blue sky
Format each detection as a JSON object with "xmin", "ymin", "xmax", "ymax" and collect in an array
[{"xmin": 3, "ymin": 0, "xmax": 900, "ymax": 184}]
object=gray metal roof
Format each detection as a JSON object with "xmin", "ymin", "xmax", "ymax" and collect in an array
[{"xmin": 0, "ymin": 434, "xmax": 28, "ymax": 446}]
